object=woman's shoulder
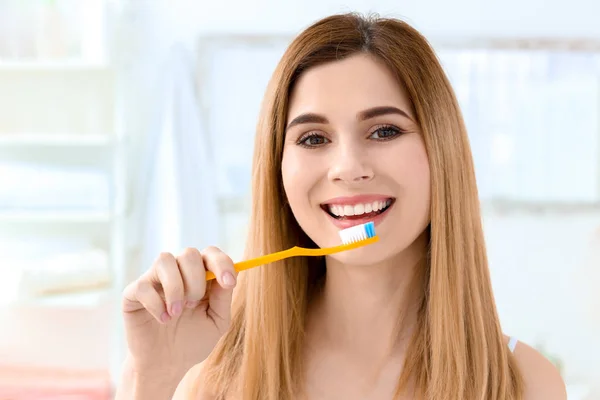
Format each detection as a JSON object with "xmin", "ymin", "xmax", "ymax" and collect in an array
[
  {"xmin": 504, "ymin": 335, "xmax": 567, "ymax": 400},
  {"xmin": 171, "ymin": 361, "xmax": 217, "ymax": 400}
]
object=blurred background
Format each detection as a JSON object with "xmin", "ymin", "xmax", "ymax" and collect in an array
[{"xmin": 0, "ymin": 0, "xmax": 598, "ymax": 398}]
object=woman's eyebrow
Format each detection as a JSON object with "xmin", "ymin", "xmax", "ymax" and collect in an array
[
  {"xmin": 286, "ymin": 113, "xmax": 328, "ymax": 130},
  {"xmin": 286, "ymin": 105, "xmax": 413, "ymax": 131},
  {"xmin": 358, "ymin": 106, "xmax": 413, "ymax": 121}
]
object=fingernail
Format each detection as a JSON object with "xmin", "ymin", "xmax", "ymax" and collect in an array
[
  {"xmin": 222, "ymin": 272, "xmax": 236, "ymax": 287},
  {"xmin": 160, "ymin": 312, "xmax": 171, "ymax": 323},
  {"xmin": 170, "ymin": 301, "xmax": 183, "ymax": 316},
  {"xmin": 185, "ymin": 300, "xmax": 199, "ymax": 309}
]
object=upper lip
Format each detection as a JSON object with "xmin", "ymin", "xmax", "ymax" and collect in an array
[{"xmin": 321, "ymin": 194, "xmax": 395, "ymax": 206}]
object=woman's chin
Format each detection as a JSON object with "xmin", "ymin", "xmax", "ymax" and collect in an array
[{"xmin": 325, "ymin": 241, "xmax": 395, "ymax": 266}]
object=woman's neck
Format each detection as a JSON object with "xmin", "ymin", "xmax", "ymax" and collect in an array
[{"xmin": 307, "ymin": 232, "xmax": 428, "ymax": 363}]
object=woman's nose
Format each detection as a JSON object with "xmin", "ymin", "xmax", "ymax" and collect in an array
[{"xmin": 327, "ymin": 142, "xmax": 374, "ymax": 184}]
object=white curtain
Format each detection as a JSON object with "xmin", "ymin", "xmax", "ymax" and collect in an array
[
  {"xmin": 111, "ymin": 2, "xmax": 223, "ymax": 384},
  {"xmin": 132, "ymin": 43, "xmax": 220, "ymax": 276}
]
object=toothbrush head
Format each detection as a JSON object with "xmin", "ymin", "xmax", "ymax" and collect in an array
[{"xmin": 338, "ymin": 221, "xmax": 377, "ymax": 245}]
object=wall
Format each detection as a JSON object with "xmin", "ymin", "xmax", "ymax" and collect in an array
[
  {"xmin": 484, "ymin": 210, "xmax": 600, "ymax": 384},
  {"xmin": 160, "ymin": 0, "xmax": 600, "ymax": 39}
]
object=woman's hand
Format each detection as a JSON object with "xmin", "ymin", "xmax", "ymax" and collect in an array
[{"xmin": 116, "ymin": 246, "xmax": 237, "ymax": 399}]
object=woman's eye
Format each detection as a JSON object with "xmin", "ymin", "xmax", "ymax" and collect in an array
[
  {"xmin": 369, "ymin": 126, "xmax": 402, "ymax": 140},
  {"xmin": 298, "ymin": 133, "xmax": 330, "ymax": 148}
]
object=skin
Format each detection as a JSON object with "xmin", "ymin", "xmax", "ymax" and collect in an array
[{"xmin": 119, "ymin": 54, "xmax": 567, "ymax": 400}]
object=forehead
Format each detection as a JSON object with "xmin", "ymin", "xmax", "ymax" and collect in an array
[{"xmin": 287, "ymin": 54, "xmax": 412, "ymax": 120}]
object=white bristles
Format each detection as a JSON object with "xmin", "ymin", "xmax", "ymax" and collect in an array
[{"xmin": 338, "ymin": 221, "xmax": 376, "ymax": 245}]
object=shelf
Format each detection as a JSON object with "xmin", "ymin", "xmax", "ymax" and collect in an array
[
  {"xmin": 0, "ymin": 133, "xmax": 115, "ymax": 147},
  {"xmin": 0, "ymin": 210, "xmax": 112, "ymax": 224}
]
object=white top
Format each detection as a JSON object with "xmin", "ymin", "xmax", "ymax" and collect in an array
[{"xmin": 508, "ymin": 336, "xmax": 518, "ymax": 353}]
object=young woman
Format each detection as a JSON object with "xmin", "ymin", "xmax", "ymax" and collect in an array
[{"xmin": 116, "ymin": 13, "xmax": 566, "ymax": 400}]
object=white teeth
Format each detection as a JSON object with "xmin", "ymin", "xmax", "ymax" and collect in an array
[
  {"xmin": 327, "ymin": 199, "xmax": 392, "ymax": 217},
  {"xmin": 328, "ymin": 205, "xmax": 339, "ymax": 216}
]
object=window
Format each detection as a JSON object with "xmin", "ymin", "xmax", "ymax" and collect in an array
[{"xmin": 438, "ymin": 48, "xmax": 600, "ymax": 204}]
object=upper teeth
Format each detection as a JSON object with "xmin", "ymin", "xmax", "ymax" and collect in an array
[{"xmin": 328, "ymin": 199, "xmax": 391, "ymax": 217}]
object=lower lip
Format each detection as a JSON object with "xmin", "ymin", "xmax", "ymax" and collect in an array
[{"xmin": 323, "ymin": 204, "xmax": 393, "ymax": 229}]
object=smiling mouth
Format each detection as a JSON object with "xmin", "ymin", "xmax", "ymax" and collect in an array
[{"xmin": 320, "ymin": 198, "xmax": 395, "ymax": 220}]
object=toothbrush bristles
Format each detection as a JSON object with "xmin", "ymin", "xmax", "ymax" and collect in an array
[{"xmin": 338, "ymin": 221, "xmax": 376, "ymax": 245}]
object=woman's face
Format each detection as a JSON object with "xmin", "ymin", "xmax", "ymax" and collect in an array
[{"xmin": 281, "ymin": 54, "xmax": 431, "ymax": 265}]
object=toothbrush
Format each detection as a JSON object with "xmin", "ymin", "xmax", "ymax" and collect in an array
[{"xmin": 205, "ymin": 221, "xmax": 378, "ymax": 281}]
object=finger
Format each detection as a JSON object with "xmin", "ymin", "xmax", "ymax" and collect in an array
[
  {"xmin": 176, "ymin": 247, "xmax": 207, "ymax": 309},
  {"xmin": 152, "ymin": 252, "xmax": 185, "ymax": 318},
  {"xmin": 201, "ymin": 246, "xmax": 237, "ymax": 288},
  {"xmin": 123, "ymin": 279, "xmax": 170, "ymax": 324},
  {"xmin": 201, "ymin": 246, "xmax": 237, "ymax": 320}
]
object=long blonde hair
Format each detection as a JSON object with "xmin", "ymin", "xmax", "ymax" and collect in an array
[{"xmin": 203, "ymin": 13, "xmax": 524, "ymax": 400}]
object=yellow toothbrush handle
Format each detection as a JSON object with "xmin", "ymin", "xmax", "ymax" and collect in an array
[
  {"xmin": 205, "ymin": 247, "xmax": 297, "ymax": 281},
  {"xmin": 205, "ymin": 236, "xmax": 378, "ymax": 281}
]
